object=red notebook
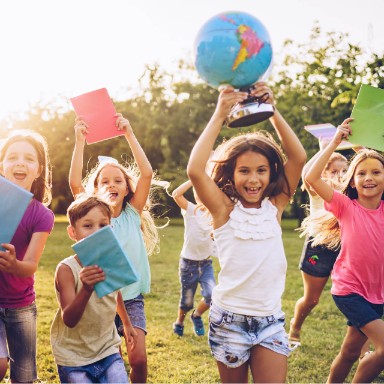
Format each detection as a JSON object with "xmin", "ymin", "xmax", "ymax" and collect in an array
[{"xmin": 70, "ymin": 88, "xmax": 125, "ymax": 144}]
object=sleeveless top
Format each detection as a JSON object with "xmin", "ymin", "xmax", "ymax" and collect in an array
[
  {"xmin": 111, "ymin": 204, "xmax": 150, "ymax": 300},
  {"xmin": 212, "ymin": 198, "xmax": 287, "ymax": 316},
  {"xmin": 180, "ymin": 202, "xmax": 216, "ymax": 260},
  {"xmin": 50, "ymin": 256, "xmax": 121, "ymax": 366}
]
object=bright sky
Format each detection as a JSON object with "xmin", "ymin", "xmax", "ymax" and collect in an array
[{"xmin": 0, "ymin": 0, "xmax": 383, "ymax": 121}]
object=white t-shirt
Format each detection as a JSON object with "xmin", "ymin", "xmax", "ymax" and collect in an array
[
  {"xmin": 213, "ymin": 199, "xmax": 287, "ymax": 316},
  {"xmin": 180, "ymin": 202, "xmax": 216, "ymax": 261}
]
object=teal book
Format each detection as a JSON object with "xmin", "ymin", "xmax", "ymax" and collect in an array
[
  {"xmin": 0, "ymin": 176, "xmax": 33, "ymax": 250},
  {"xmin": 72, "ymin": 225, "xmax": 138, "ymax": 298}
]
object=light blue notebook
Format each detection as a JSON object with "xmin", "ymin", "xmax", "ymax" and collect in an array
[
  {"xmin": 72, "ymin": 225, "xmax": 138, "ymax": 298},
  {"xmin": 0, "ymin": 176, "xmax": 33, "ymax": 250}
]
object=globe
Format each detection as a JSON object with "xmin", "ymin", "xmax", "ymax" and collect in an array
[{"xmin": 193, "ymin": 11, "xmax": 273, "ymax": 90}]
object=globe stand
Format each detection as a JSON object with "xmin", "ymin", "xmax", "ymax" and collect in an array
[{"xmin": 226, "ymin": 88, "xmax": 274, "ymax": 128}]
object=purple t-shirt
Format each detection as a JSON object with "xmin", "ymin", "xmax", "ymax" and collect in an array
[
  {"xmin": 0, "ymin": 199, "xmax": 54, "ymax": 308},
  {"xmin": 325, "ymin": 191, "xmax": 384, "ymax": 304}
]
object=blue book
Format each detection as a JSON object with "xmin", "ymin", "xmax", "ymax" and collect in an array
[
  {"xmin": 0, "ymin": 176, "xmax": 33, "ymax": 250},
  {"xmin": 72, "ymin": 225, "xmax": 138, "ymax": 298}
]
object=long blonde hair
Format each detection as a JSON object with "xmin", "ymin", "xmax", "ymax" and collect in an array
[
  {"xmin": 83, "ymin": 158, "xmax": 168, "ymax": 255},
  {"xmin": 299, "ymin": 149, "xmax": 384, "ymax": 249}
]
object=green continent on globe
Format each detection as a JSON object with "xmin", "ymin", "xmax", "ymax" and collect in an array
[{"xmin": 232, "ymin": 24, "xmax": 264, "ymax": 71}]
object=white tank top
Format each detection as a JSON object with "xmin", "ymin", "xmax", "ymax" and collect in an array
[{"xmin": 212, "ymin": 199, "xmax": 287, "ymax": 316}]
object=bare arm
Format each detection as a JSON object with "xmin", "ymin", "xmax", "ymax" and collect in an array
[
  {"xmin": 117, "ymin": 291, "xmax": 137, "ymax": 351},
  {"xmin": 306, "ymin": 118, "xmax": 353, "ymax": 203},
  {"xmin": 117, "ymin": 114, "xmax": 153, "ymax": 214},
  {"xmin": 172, "ymin": 180, "xmax": 193, "ymax": 210},
  {"xmin": 57, "ymin": 263, "xmax": 105, "ymax": 328},
  {"xmin": 0, "ymin": 231, "xmax": 50, "ymax": 277},
  {"xmin": 252, "ymin": 83, "xmax": 306, "ymax": 213},
  {"xmin": 187, "ymin": 87, "xmax": 248, "ymax": 227},
  {"xmin": 69, "ymin": 117, "xmax": 88, "ymax": 198}
]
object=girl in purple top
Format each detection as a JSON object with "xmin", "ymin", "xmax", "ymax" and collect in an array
[
  {"xmin": 305, "ymin": 118, "xmax": 384, "ymax": 383},
  {"xmin": 0, "ymin": 130, "xmax": 54, "ymax": 383}
]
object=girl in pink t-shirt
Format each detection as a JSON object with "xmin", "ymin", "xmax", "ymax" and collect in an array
[
  {"xmin": 305, "ymin": 118, "xmax": 384, "ymax": 383},
  {"xmin": 0, "ymin": 130, "xmax": 54, "ymax": 383}
]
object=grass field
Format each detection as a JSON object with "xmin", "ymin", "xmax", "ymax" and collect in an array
[{"xmin": 11, "ymin": 218, "xmax": 383, "ymax": 383}]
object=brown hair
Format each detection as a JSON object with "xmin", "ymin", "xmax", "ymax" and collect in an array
[
  {"xmin": 210, "ymin": 130, "xmax": 290, "ymax": 202},
  {"xmin": 0, "ymin": 129, "xmax": 52, "ymax": 206},
  {"xmin": 67, "ymin": 194, "xmax": 113, "ymax": 227}
]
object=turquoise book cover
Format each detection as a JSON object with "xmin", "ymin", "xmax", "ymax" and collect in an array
[
  {"xmin": 0, "ymin": 176, "xmax": 33, "ymax": 249},
  {"xmin": 72, "ymin": 225, "xmax": 138, "ymax": 298}
]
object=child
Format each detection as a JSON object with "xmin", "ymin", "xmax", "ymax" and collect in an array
[
  {"xmin": 50, "ymin": 194, "xmax": 137, "ymax": 383},
  {"xmin": 305, "ymin": 118, "xmax": 384, "ymax": 383},
  {"xmin": 289, "ymin": 138, "xmax": 348, "ymax": 346},
  {"xmin": 187, "ymin": 83, "xmax": 307, "ymax": 383},
  {"xmin": 172, "ymin": 179, "xmax": 216, "ymax": 337},
  {"xmin": 69, "ymin": 113, "xmax": 161, "ymax": 383},
  {"xmin": 0, "ymin": 129, "xmax": 54, "ymax": 383}
]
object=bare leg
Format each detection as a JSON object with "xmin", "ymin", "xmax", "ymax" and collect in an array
[
  {"xmin": 290, "ymin": 272, "xmax": 328, "ymax": 338},
  {"xmin": 175, "ymin": 308, "xmax": 187, "ymax": 325},
  {"xmin": 217, "ymin": 360, "xmax": 249, "ymax": 383},
  {"xmin": 327, "ymin": 326, "xmax": 366, "ymax": 383},
  {"xmin": 352, "ymin": 319, "xmax": 384, "ymax": 383},
  {"xmin": 249, "ymin": 345, "xmax": 287, "ymax": 383},
  {"xmin": 359, "ymin": 339, "xmax": 372, "ymax": 359},
  {"xmin": 194, "ymin": 298, "xmax": 210, "ymax": 317},
  {"xmin": 127, "ymin": 328, "xmax": 147, "ymax": 383}
]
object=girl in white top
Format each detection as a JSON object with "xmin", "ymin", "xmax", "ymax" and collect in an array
[
  {"xmin": 187, "ymin": 83, "xmax": 306, "ymax": 383},
  {"xmin": 172, "ymin": 179, "xmax": 216, "ymax": 337}
]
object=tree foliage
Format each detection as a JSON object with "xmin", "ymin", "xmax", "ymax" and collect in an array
[{"xmin": 1, "ymin": 26, "xmax": 383, "ymax": 217}]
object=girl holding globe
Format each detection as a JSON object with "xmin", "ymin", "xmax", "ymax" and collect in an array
[{"xmin": 187, "ymin": 82, "xmax": 306, "ymax": 382}]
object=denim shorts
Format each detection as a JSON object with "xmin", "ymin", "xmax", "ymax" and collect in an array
[
  {"xmin": 57, "ymin": 353, "xmax": 128, "ymax": 383},
  {"xmin": 208, "ymin": 303, "xmax": 291, "ymax": 368},
  {"xmin": 0, "ymin": 302, "xmax": 37, "ymax": 382},
  {"xmin": 332, "ymin": 293, "xmax": 384, "ymax": 329},
  {"xmin": 179, "ymin": 258, "xmax": 216, "ymax": 312},
  {"xmin": 115, "ymin": 294, "xmax": 147, "ymax": 336},
  {"xmin": 299, "ymin": 237, "xmax": 339, "ymax": 277}
]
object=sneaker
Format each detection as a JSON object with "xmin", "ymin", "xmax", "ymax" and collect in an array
[
  {"xmin": 173, "ymin": 322, "xmax": 184, "ymax": 336},
  {"xmin": 190, "ymin": 311, "xmax": 205, "ymax": 336}
]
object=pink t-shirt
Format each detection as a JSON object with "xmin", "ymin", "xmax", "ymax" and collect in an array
[
  {"xmin": 325, "ymin": 191, "xmax": 384, "ymax": 304},
  {"xmin": 0, "ymin": 199, "xmax": 54, "ymax": 308}
]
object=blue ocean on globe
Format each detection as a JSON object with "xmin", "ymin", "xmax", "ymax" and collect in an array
[{"xmin": 193, "ymin": 11, "xmax": 273, "ymax": 89}]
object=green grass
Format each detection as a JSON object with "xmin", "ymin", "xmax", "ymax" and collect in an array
[{"xmin": 14, "ymin": 219, "xmax": 383, "ymax": 383}]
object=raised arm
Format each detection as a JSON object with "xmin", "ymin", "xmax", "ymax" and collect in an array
[
  {"xmin": 172, "ymin": 180, "xmax": 193, "ymax": 210},
  {"xmin": 306, "ymin": 118, "xmax": 353, "ymax": 203},
  {"xmin": 301, "ymin": 138, "xmax": 330, "ymax": 195},
  {"xmin": 69, "ymin": 116, "xmax": 88, "ymax": 198},
  {"xmin": 254, "ymin": 83, "xmax": 307, "ymax": 210},
  {"xmin": 187, "ymin": 87, "xmax": 248, "ymax": 224},
  {"xmin": 116, "ymin": 113, "xmax": 153, "ymax": 214}
]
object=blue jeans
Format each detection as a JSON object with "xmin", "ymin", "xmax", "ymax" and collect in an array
[
  {"xmin": 115, "ymin": 294, "xmax": 147, "ymax": 335},
  {"xmin": 0, "ymin": 302, "xmax": 37, "ymax": 383},
  {"xmin": 179, "ymin": 258, "xmax": 216, "ymax": 312},
  {"xmin": 57, "ymin": 353, "xmax": 128, "ymax": 383},
  {"xmin": 209, "ymin": 303, "xmax": 291, "ymax": 368}
]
